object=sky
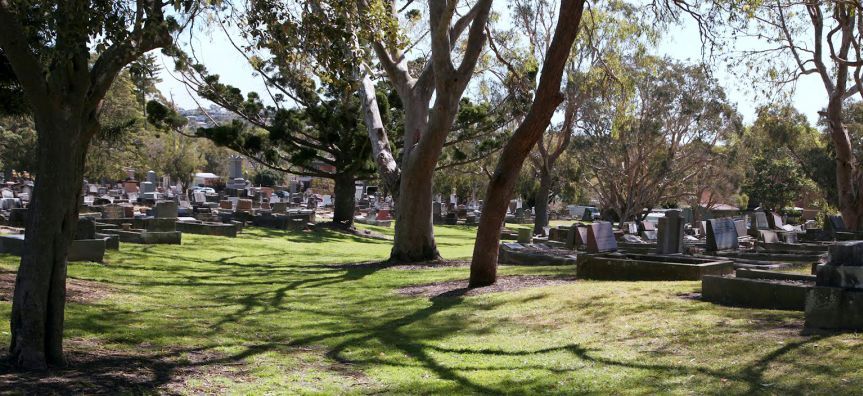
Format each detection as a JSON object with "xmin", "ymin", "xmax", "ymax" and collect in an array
[{"xmin": 154, "ymin": 3, "xmax": 829, "ymax": 126}]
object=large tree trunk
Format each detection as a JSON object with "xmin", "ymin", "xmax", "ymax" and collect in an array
[
  {"xmin": 332, "ymin": 174, "xmax": 356, "ymax": 227},
  {"xmin": 533, "ymin": 170, "xmax": 552, "ymax": 235},
  {"xmin": 389, "ymin": 94, "xmax": 443, "ymax": 262},
  {"xmin": 10, "ymin": 114, "xmax": 90, "ymax": 370},
  {"xmin": 470, "ymin": 0, "xmax": 586, "ymax": 287},
  {"xmin": 390, "ymin": 149, "xmax": 440, "ymax": 262},
  {"xmin": 826, "ymin": 95, "xmax": 863, "ymax": 230}
]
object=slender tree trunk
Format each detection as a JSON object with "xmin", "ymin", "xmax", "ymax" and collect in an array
[
  {"xmin": 470, "ymin": 0, "xmax": 586, "ymax": 287},
  {"xmin": 332, "ymin": 174, "xmax": 356, "ymax": 227},
  {"xmin": 826, "ymin": 95, "xmax": 863, "ymax": 230},
  {"xmin": 533, "ymin": 170, "xmax": 552, "ymax": 235},
  {"xmin": 359, "ymin": 72, "xmax": 400, "ymax": 196},
  {"xmin": 10, "ymin": 114, "xmax": 90, "ymax": 370}
]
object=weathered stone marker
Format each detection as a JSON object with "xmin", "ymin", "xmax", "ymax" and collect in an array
[
  {"xmin": 153, "ymin": 200, "xmax": 178, "ymax": 219},
  {"xmin": 656, "ymin": 210, "xmax": 684, "ymax": 254},
  {"xmin": 706, "ymin": 217, "xmax": 739, "ymax": 252},
  {"xmin": 806, "ymin": 241, "xmax": 863, "ymax": 330},
  {"xmin": 517, "ymin": 228, "xmax": 532, "ymax": 244},
  {"xmin": 733, "ymin": 219, "xmax": 746, "ymax": 239},
  {"xmin": 752, "ymin": 212, "xmax": 769, "ymax": 230},
  {"xmin": 826, "ymin": 215, "xmax": 847, "ymax": 233},
  {"xmin": 759, "ymin": 230, "xmax": 780, "ymax": 243},
  {"xmin": 767, "ymin": 211, "xmax": 784, "ymax": 229},
  {"xmin": 586, "ymin": 221, "xmax": 617, "ymax": 253}
]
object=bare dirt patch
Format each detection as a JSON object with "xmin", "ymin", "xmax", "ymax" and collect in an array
[
  {"xmin": 0, "ymin": 338, "xmax": 253, "ymax": 395},
  {"xmin": 396, "ymin": 275, "xmax": 578, "ymax": 298},
  {"xmin": 675, "ymin": 292, "xmax": 703, "ymax": 301},
  {"xmin": 326, "ymin": 259, "xmax": 472, "ymax": 271},
  {"xmin": 0, "ymin": 270, "xmax": 112, "ymax": 303}
]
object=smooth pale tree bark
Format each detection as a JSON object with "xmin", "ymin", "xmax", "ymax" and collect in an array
[
  {"xmin": 362, "ymin": 0, "xmax": 493, "ymax": 262},
  {"xmin": 470, "ymin": 0, "xmax": 586, "ymax": 287},
  {"xmin": 0, "ymin": 0, "xmax": 173, "ymax": 369},
  {"xmin": 359, "ymin": 71, "xmax": 400, "ymax": 196}
]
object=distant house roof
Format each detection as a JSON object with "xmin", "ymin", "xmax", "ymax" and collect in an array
[
  {"xmin": 708, "ymin": 203, "xmax": 739, "ymax": 211},
  {"xmin": 194, "ymin": 172, "xmax": 220, "ymax": 179}
]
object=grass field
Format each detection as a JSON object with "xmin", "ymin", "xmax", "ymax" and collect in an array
[{"xmin": 1, "ymin": 224, "xmax": 861, "ymax": 394}]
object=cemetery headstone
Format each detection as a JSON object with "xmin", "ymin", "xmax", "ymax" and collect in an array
[
  {"xmin": 517, "ymin": 228, "xmax": 532, "ymax": 244},
  {"xmin": 656, "ymin": 210, "xmax": 685, "ymax": 254},
  {"xmin": 586, "ymin": 221, "xmax": 617, "ymax": 253},
  {"xmin": 640, "ymin": 230, "xmax": 657, "ymax": 241},
  {"xmin": 236, "ymin": 199, "xmax": 253, "ymax": 212},
  {"xmin": 759, "ymin": 230, "xmax": 780, "ymax": 243},
  {"xmin": 752, "ymin": 212, "xmax": 769, "ymax": 230},
  {"xmin": 146, "ymin": 170, "xmax": 157, "ymax": 184},
  {"xmin": 153, "ymin": 201, "xmax": 178, "ymax": 219},
  {"xmin": 734, "ymin": 219, "xmax": 747, "ymax": 238},
  {"xmin": 75, "ymin": 217, "xmax": 96, "ymax": 240},
  {"xmin": 141, "ymin": 181, "xmax": 155, "ymax": 194},
  {"xmin": 826, "ymin": 215, "xmax": 847, "ymax": 233},
  {"xmin": 101, "ymin": 204, "xmax": 124, "ymax": 219},
  {"xmin": 767, "ymin": 211, "xmax": 784, "ymax": 229},
  {"xmin": 706, "ymin": 217, "xmax": 739, "ymax": 251}
]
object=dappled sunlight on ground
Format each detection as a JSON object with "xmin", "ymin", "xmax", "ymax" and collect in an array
[{"xmin": 0, "ymin": 225, "xmax": 861, "ymax": 393}]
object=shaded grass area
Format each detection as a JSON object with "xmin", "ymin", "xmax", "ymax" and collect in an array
[{"xmin": 0, "ymin": 224, "xmax": 861, "ymax": 394}]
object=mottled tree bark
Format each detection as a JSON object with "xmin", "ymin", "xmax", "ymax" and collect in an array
[
  {"xmin": 0, "ymin": 0, "xmax": 173, "ymax": 369},
  {"xmin": 532, "ymin": 171, "xmax": 552, "ymax": 235}
]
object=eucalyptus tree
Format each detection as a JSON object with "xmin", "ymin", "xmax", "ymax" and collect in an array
[
  {"xmin": 354, "ymin": 0, "xmax": 494, "ymax": 262},
  {"xmin": 727, "ymin": 0, "xmax": 863, "ymax": 228},
  {"xmin": 470, "ymin": 0, "xmax": 587, "ymax": 286},
  {"xmin": 0, "ymin": 0, "xmax": 198, "ymax": 370},
  {"xmin": 576, "ymin": 57, "xmax": 741, "ymax": 226}
]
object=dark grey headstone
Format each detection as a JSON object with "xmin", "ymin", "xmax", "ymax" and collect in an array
[
  {"xmin": 706, "ymin": 217, "xmax": 739, "ymax": 252},
  {"xmin": 829, "ymin": 241, "xmax": 863, "ymax": 267},
  {"xmin": 517, "ymin": 228, "xmax": 531, "ymax": 244},
  {"xmin": 75, "ymin": 217, "xmax": 96, "ymax": 240},
  {"xmin": 656, "ymin": 211, "xmax": 684, "ymax": 254},
  {"xmin": 826, "ymin": 215, "xmax": 847, "ymax": 233},
  {"xmin": 586, "ymin": 221, "xmax": 617, "ymax": 253},
  {"xmin": 153, "ymin": 201, "xmax": 178, "ymax": 219},
  {"xmin": 752, "ymin": 212, "xmax": 769, "ymax": 230}
]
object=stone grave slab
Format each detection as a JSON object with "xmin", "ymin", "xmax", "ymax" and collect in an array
[
  {"xmin": 586, "ymin": 221, "xmax": 617, "ymax": 253},
  {"xmin": 706, "ymin": 218, "xmax": 739, "ymax": 252},
  {"xmin": 656, "ymin": 211, "xmax": 684, "ymax": 255}
]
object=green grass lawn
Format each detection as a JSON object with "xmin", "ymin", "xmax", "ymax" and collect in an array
[{"xmin": 1, "ymin": 224, "xmax": 862, "ymax": 394}]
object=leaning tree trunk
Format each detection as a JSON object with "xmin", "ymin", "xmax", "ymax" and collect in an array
[
  {"xmin": 826, "ymin": 94, "xmax": 863, "ymax": 230},
  {"xmin": 332, "ymin": 174, "xmax": 356, "ymax": 227},
  {"xmin": 359, "ymin": 72, "xmax": 400, "ymax": 196},
  {"xmin": 10, "ymin": 114, "xmax": 91, "ymax": 370},
  {"xmin": 533, "ymin": 171, "xmax": 552, "ymax": 235},
  {"xmin": 470, "ymin": 0, "xmax": 585, "ymax": 287}
]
